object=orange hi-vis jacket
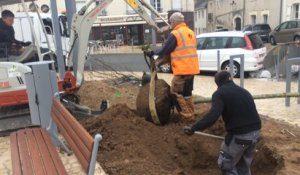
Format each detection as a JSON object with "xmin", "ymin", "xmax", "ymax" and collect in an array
[{"xmin": 170, "ymin": 23, "xmax": 200, "ymax": 75}]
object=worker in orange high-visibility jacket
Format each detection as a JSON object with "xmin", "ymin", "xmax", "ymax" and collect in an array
[{"xmin": 146, "ymin": 12, "xmax": 200, "ymax": 121}]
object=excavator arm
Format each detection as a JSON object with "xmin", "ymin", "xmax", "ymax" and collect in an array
[{"xmin": 65, "ymin": 0, "xmax": 170, "ymax": 90}]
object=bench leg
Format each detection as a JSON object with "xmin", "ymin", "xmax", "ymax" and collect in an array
[
  {"xmin": 88, "ymin": 134, "xmax": 102, "ymax": 175},
  {"xmin": 50, "ymin": 132, "xmax": 72, "ymax": 155}
]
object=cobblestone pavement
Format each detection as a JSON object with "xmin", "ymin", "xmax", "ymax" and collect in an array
[{"xmin": 0, "ymin": 136, "xmax": 106, "ymax": 175}]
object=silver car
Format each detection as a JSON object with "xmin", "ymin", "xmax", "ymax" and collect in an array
[{"xmin": 269, "ymin": 20, "xmax": 300, "ymax": 45}]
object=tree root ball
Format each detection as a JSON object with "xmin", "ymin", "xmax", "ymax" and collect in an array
[{"xmin": 136, "ymin": 79, "xmax": 172, "ymax": 125}]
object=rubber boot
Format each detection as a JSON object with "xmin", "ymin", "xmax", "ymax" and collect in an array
[{"xmin": 175, "ymin": 94, "xmax": 194, "ymax": 121}]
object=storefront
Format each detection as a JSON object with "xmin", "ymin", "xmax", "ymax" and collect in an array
[{"xmin": 91, "ymin": 13, "xmax": 168, "ymax": 45}]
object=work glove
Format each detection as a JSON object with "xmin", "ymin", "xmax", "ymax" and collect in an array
[
  {"xmin": 22, "ymin": 41, "xmax": 32, "ymax": 47},
  {"xmin": 183, "ymin": 126, "xmax": 194, "ymax": 136},
  {"xmin": 145, "ymin": 50, "xmax": 154, "ymax": 58}
]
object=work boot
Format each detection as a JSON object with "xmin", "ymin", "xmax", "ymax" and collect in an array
[
  {"xmin": 175, "ymin": 94, "xmax": 194, "ymax": 121},
  {"xmin": 185, "ymin": 96, "xmax": 195, "ymax": 118}
]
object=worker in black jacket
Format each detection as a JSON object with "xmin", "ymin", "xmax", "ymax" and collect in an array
[
  {"xmin": 184, "ymin": 71, "xmax": 261, "ymax": 175},
  {"xmin": 0, "ymin": 10, "xmax": 31, "ymax": 49}
]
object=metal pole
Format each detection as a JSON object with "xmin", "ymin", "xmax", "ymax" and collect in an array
[
  {"xmin": 298, "ymin": 68, "xmax": 300, "ymax": 104},
  {"xmin": 275, "ymin": 55, "xmax": 280, "ymax": 81},
  {"xmin": 150, "ymin": 0, "xmax": 157, "ymax": 49},
  {"xmin": 229, "ymin": 57, "xmax": 234, "ymax": 77},
  {"xmin": 240, "ymin": 55, "xmax": 244, "ymax": 88},
  {"xmin": 217, "ymin": 50, "xmax": 220, "ymax": 71},
  {"xmin": 285, "ymin": 62, "xmax": 291, "ymax": 106},
  {"xmin": 50, "ymin": 0, "xmax": 65, "ymax": 79}
]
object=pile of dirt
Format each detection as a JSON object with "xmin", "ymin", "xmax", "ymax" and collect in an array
[{"xmin": 78, "ymin": 80, "xmax": 300, "ymax": 175}]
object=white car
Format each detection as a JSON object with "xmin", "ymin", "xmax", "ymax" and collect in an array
[{"xmin": 158, "ymin": 31, "xmax": 266, "ymax": 77}]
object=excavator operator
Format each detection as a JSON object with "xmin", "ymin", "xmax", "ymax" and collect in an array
[
  {"xmin": 146, "ymin": 12, "xmax": 199, "ymax": 122},
  {"xmin": 0, "ymin": 10, "xmax": 31, "ymax": 56}
]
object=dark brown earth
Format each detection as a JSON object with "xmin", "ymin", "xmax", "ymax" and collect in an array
[{"xmin": 78, "ymin": 80, "xmax": 300, "ymax": 175}]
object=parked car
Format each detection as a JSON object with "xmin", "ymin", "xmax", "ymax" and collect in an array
[
  {"xmin": 242, "ymin": 24, "xmax": 271, "ymax": 42},
  {"xmin": 269, "ymin": 20, "xmax": 300, "ymax": 45},
  {"xmin": 157, "ymin": 31, "xmax": 266, "ymax": 77}
]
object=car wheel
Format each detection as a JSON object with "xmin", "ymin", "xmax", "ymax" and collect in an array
[
  {"xmin": 270, "ymin": 36, "xmax": 276, "ymax": 45},
  {"xmin": 159, "ymin": 63, "xmax": 171, "ymax": 73},
  {"xmin": 221, "ymin": 61, "xmax": 240, "ymax": 78}
]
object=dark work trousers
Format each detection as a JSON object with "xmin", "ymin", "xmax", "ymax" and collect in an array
[
  {"xmin": 218, "ymin": 130, "xmax": 260, "ymax": 175},
  {"xmin": 171, "ymin": 75, "xmax": 194, "ymax": 97}
]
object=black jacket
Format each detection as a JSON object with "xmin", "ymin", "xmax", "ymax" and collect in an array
[
  {"xmin": 192, "ymin": 80, "xmax": 261, "ymax": 134},
  {"xmin": 0, "ymin": 18, "xmax": 23, "ymax": 47}
]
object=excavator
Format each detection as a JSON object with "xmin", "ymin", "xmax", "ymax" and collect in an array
[{"xmin": 0, "ymin": 0, "xmax": 169, "ymax": 119}]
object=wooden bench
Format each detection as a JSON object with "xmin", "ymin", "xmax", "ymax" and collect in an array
[{"xmin": 10, "ymin": 97, "xmax": 103, "ymax": 175}]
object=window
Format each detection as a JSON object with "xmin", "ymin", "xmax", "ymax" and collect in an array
[
  {"xmin": 199, "ymin": 28, "xmax": 201, "ymax": 34},
  {"xmin": 230, "ymin": 37, "xmax": 246, "ymax": 48},
  {"xmin": 197, "ymin": 37, "xmax": 205, "ymax": 49},
  {"xmin": 203, "ymin": 37, "xmax": 230, "ymax": 49},
  {"xmin": 287, "ymin": 21, "xmax": 297, "ymax": 29},
  {"xmin": 154, "ymin": 0, "xmax": 161, "ymax": 12},
  {"xmin": 202, "ymin": 10, "xmax": 204, "ymax": 19},
  {"xmin": 293, "ymin": 3, "xmax": 300, "ymax": 19},
  {"xmin": 263, "ymin": 14, "xmax": 268, "ymax": 24},
  {"xmin": 251, "ymin": 15, "xmax": 256, "ymax": 25},
  {"xmin": 195, "ymin": 12, "xmax": 197, "ymax": 21},
  {"xmin": 279, "ymin": 22, "xmax": 288, "ymax": 30},
  {"xmin": 198, "ymin": 11, "xmax": 201, "ymax": 19},
  {"xmin": 247, "ymin": 34, "xmax": 264, "ymax": 49}
]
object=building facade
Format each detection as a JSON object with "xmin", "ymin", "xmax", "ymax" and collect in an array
[
  {"xmin": 282, "ymin": 0, "xmax": 300, "ymax": 22},
  {"xmin": 194, "ymin": 0, "xmax": 207, "ymax": 35},
  {"xmin": 206, "ymin": 0, "xmax": 245, "ymax": 32},
  {"xmin": 244, "ymin": 0, "xmax": 282, "ymax": 29}
]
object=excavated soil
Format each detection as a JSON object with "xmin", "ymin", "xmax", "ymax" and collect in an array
[{"xmin": 78, "ymin": 80, "xmax": 300, "ymax": 175}]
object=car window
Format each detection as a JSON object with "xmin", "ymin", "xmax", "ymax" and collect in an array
[
  {"xmin": 203, "ymin": 37, "xmax": 229, "ymax": 49},
  {"xmin": 297, "ymin": 21, "xmax": 300, "ymax": 28},
  {"xmin": 279, "ymin": 22, "xmax": 288, "ymax": 30},
  {"xmin": 243, "ymin": 25, "xmax": 252, "ymax": 31},
  {"xmin": 230, "ymin": 37, "xmax": 246, "ymax": 48},
  {"xmin": 197, "ymin": 37, "xmax": 205, "ymax": 50},
  {"xmin": 287, "ymin": 21, "xmax": 297, "ymax": 29},
  {"xmin": 253, "ymin": 25, "xmax": 270, "ymax": 30},
  {"xmin": 248, "ymin": 34, "xmax": 264, "ymax": 49}
]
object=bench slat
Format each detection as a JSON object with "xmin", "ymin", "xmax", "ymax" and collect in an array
[
  {"xmin": 24, "ymin": 128, "xmax": 46, "ymax": 175},
  {"xmin": 10, "ymin": 132, "xmax": 22, "ymax": 175},
  {"xmin": 40, "ymin": 128, "xmax": 68, "ymax": 175},
  {"xmin": 51, "ymin": 108, "xmax": 90, "ymax": 172},
  {"xmin": 52, "ymin": 106, "xmax": 91, "ymax": 162},
  {"xmin": 53, "ymin": 98, "xmax": 94, "ymax": 151},
  {"xmin": 17, "ymin": 130, "xmax": 34, "ymax": 175},
  {"xmin": 33, "ymin": 128, "xmax": 59, "ymax": 175}
]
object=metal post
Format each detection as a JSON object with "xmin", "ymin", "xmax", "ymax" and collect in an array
[
  {"xmin": 150, "ymin": 0, "xmax": 157, "ymax": 49},
  {"xmin": 275, "ymin": 55, "xmax": 280, "ymax": 81},
  {"xmin": 285, "ymin": 57, "xmax": 300, "ymax": 106},
  {"xmin": 217, "ymin": 50, "xmax": 220, "ymax": 71},
  {"xmin": 229, "ymin": 54, "xmax": 244, "ymax": 88},
  {"xmin": 298, "ymin": 67, "xmax": 300, "ymax": 104},
  {"xmin": 286, "ymin": 62, "xmax": 292, "ymax": 107},
  {"xmin": 50, "ymin": 0, "xmax": 65, "ymax": 79}
]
